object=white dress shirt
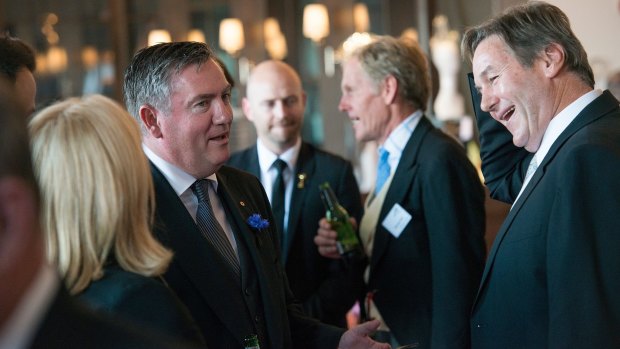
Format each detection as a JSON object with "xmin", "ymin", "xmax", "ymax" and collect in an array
[
  {"xmin": 256, "ymin": 137, "xmax": 301, "ymax": 235},
  {"xmin": 144, "ymin": 145, "xmax": 239, "ymax": 254},
  {"xmin": 514, "ymin": 89, "xmax": 602, "ymax": 204}
]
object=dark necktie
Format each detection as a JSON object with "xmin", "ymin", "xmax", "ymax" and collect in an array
[
  {"xmin": 192, "ymin": 179, "xmax": 240, "ymax": 276},
  {"xmin": 271, "ymin": 159, "xmax": 287, "ymax": 250}
]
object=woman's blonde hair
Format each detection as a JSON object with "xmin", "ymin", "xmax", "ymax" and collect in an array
[{"xmin": 29, "ymin": 94, "xmax": 172, "ymax": 294}]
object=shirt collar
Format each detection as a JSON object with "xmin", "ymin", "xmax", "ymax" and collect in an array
[
  {"xmin": 532, "ymin": 89, "xmax": 602, "ymax": 165},
  {"xmin": 380, "ymin": 110, "xmax": 423, "ymax": 169},
  {"xmin": 143, "ymin": 144, "xmax": 218, "ymax": 195},
  {"xmin": 256, "ymin": 137, "xmax": 301, "ymax": 172}
]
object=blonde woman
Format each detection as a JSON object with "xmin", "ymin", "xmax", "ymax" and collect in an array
[{"xmin": 29, "ymin": 94, "xmax": 205, "ymax": 347}]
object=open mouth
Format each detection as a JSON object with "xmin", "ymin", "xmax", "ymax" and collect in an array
[
  {"xmin": 210, "ymin": 133, "xmax": 229, "ymax": 141},
  {"xmin": 500, "ymin": 106, "xmax": 515, "ymax": 122}
]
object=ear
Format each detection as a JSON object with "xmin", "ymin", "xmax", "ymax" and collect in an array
[
  {"xmin": 541, "ymin": 43, "xmax": 565, "ymax": 79},
  {"xmin": 381, "ymin": 75, "xmax": 398, "ymax": 104},
  {"xmin": 241, "ymin": 97, "xmax": 254, "ymax": 122},
  {"xmin": 300, "ymin": 91, "xmax": 307, "ymax": 109},
  {"xmin": 139, "ymin": 105, "xmax": 163, "ymax": 138}
]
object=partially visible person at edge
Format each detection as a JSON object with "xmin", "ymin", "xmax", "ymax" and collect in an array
[
  {"xmin": 315, "ymin": 35, "xmax": 487, "ymax": 348},
  {"xmin": 462, "ymin": 1, "xmax": 620, "ymax": 347},
  {"xmin": 227, "ymin": 60, "xmax": 364, "ymax": 328},
  {"xmin": 0, "ymin": 34, "xmax": 36, "ymax": 115},
  {"xmin": 123, "ymin": 40, "xmax": 391, "ymax": 349},
  {"xmin": 28, "ymin": 94, "xmax": 206, "ymax": 347},
  {"xmin": 0, "ymin": 80, "xmax": 197, "ymax": 349}
]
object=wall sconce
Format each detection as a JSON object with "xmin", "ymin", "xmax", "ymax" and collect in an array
[
  {"xmin": 148, "ymin": 29, "xmax": 172, "ymax": 46},
  {"xmin": 187, "ymin": 29, "xmax": 206, "ymax": 43},
  {"xmin": 264, "ymin": 18, "xmax": 287, "ymax": 60},
  {"xmin": 353, "ymin": 3, "xmax": 370, "ymax": 33},
  {"xmin": 219, "ymin": 18, "xmax": 245, "ymax": 56},
  {"xmin": 303, "ymin": 4, "xmax": 330, "ymax": 44},
  {"xmin": 46, "ymin": 45, "xmax": 68, "ymax": 74}
]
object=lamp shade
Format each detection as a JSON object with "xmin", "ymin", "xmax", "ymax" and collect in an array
[
  {"xmin": 148, "ymin": 29, "xmax": 172, "ymax": 46},
  {"xmin": 303, "ymin": 4, "xmax": 329, "ymax": 43},
  {"xmin": 353, "ymin": 3, "xmax": 370, "ymax": 33},
  {"xmin": 219, "ymin": 18, "xmax": 245, "ymax": 55},
  {"xmin": 187, "ymin": 29, "xmax": 206, "ymax": 43}
]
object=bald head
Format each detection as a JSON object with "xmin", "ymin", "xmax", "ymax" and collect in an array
[{"xmin": 243, "ymin": 60, "xmax": 306, "ymax": 154}]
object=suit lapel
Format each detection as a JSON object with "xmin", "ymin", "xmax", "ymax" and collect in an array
[
  {"xmin": 284, "ymin": 143, "xmax": 315, "ymax": 261},
  {"xmin": 370, "ymin": 117, "xmax": 432, "ymax": 270},
  {"xmin": 244, "ymin": 145, "xmax": 262, "ymax": 178},
  {"xmin": 473, "ymin": 90, "xmax": 620, "ymax": 308},
  {"xmin": 216, "ymin": 170, "xmax": 287, "ymax": 349},
  {"xmin": 151, "ymin": 165, "xmax": 252, "ymax": 343}
]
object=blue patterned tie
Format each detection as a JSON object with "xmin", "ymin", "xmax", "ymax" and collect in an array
[
  {"xmin": 192, "ymin": 179, "xmax": 240, "ymax": 277},
  {"xmin": 375, "ymin": 147, "xmax": 391, "ymax": 195}
]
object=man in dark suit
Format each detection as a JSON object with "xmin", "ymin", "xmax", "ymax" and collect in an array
[
  {"xmin": 227, "ymin": 60, "xmax": 364, "ymax": 327},
  {"xmin": 462, "ymin": 2, "xmax": 620, "ymax": 348},
  {"xmin": 123, "ymin": 41, "xmax": 390, "ymax": 349},
  {"xmin": 316, "ymin": 36, "xmax": 487, "ymax": 348},
  {"xmin": 0, "ymin": 81, "xmax": 189, "ymax": 349}
]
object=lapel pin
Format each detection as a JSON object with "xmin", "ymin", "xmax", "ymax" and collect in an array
[
  {"xmin": 297, "ymin": 173, "xmax": 307, "ymax": 189},
  {"xmin": 239, "ymin": 201, "xmax": 246, "ymax": 206}
]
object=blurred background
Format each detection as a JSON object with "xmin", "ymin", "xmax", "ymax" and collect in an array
[{"xmin": 1, "ymin": 0, "xmax": 618, "ymax": 169}]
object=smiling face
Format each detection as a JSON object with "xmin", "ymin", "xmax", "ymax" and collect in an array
[
  {"xmin": 147, "ymin": 59, "xmax": 233, "ymax": 178},
  {"xmin": 243, "ymin": 61, "xmax": 305, "ymax": 154},
  {"xmin": 339, "ymin": 57, "xmax": 391, "ymax": 144},
  {"xmin": 472, "ymin": 35, "xmax": 554, "ymax": 152}
]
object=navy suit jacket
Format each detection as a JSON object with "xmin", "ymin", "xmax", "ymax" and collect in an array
[
  {"xmin": 29, "ymin": 284, "xmax": 193, "ymax": 349},
  {"xmin": 78, "ymin": 264, "xmax": 204, "ymax": 346},
  {"xmin": 367, "ymin": 116, "xmax": 486, "ymax": 348},
  {"xmin": 150, "ymin": 163, "xmax": 343, "ymax": 349},
  {"xmin": 228, "ymin": 142, "xmax": 364, "ymax": 327},
  {"xmin": 470, "ymin": 78, "xmax": 620, "ymax": 348}
]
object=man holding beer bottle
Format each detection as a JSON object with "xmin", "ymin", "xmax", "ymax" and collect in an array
[
  {"xmin": 228, "ymin": 60, "xmax": 364, "ymax": 328},
  {"xmin": 315, "ymin": 35, "xmax": 487, "ymax": 348}
]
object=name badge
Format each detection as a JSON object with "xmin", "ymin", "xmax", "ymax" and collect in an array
[{"xmin": 381, "ymin": 203, "xmax": 412, "ymax": 238}]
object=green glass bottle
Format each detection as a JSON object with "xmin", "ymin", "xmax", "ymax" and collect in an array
[
  {"xmin": 244, "ymin": 334, "xmax": 260, "ymax": 349},
  {"xmin": 318, "ymin": 182, "xmax": 364, "ymax": 259}
]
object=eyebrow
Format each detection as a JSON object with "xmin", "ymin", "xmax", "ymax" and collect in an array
[{"xmin": 186, "ymin": 85, "xmax": 232, "ymax": 107}]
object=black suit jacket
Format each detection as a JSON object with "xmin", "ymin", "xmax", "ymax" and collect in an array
[
  {"xmin": 78, "ymin": 264, "xmax": 204, "ymax": 346},
  {"xmin": 228, "ymin": 142, "xmax": 364, "ymax": 327},
  {"xmin": 470, "ymin": 81, "xmax": 620, "ymax": 347},
  {"xmin": 150, "ymin": 163, "xmax": 343, "ymax": 349},
  {"xmin": 29, "ymin": 284, "xmax": 194, "ymax": 349},
  {"xmin": 367, "ymin": 116, "xmax": 486, "ymax": 348}
]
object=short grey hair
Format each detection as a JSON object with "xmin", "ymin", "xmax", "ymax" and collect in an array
[
  {"xmin": 461, "ymin": 1, "xmax": 594, "ymax": 88},
  {"xmin": 350, "ymin": 35, "xmax": 431, "ymax": 111},
  {"xmin": 123, "ymin": 42, "xmax": 216, "ymax": 132}
]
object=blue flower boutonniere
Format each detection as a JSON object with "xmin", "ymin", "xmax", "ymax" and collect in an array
[{"xmin": 247, "ymin": 213, "xmax": 269, "ymax": 230}]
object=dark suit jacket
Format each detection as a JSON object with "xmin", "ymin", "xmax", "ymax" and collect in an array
[
  {"xmin": 227, "ymin": 142, "xmax": 364, "ymax": 327},
  {"xmin": 470, "ymin": 85, "xmax": 620, "ymax": 348},
  {"xmin": 367, "ymin": 116, "xmax": 486, "ymax": 348},
  {"xmin": 29, "ymin": 284, "xmax": 195, "ymax": 349},
  {"xmin": 78, "ymin": 263, "xmax": 205, "ymax": 346},
  {"xmin": 150, "ymin": 163, "xmax": 343, "ymax": 349}
]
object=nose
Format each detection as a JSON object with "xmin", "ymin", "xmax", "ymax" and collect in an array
[
  {"xmin": 273, "ymin": 101, "xmax": 285, "ymax": 120},
  {"xmin": 213, "ymin": 99, "xmax": 233, "ymax": 124},
  {"xmin": 338, "ymin": 95, "xmax": 348, "ymax": 112},
  {"xmin": 479, "ymin": 89, "xmax": 498, "ymax": 113}
]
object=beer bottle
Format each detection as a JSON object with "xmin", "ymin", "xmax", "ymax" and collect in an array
[{"xmin": 318, "ymin": 182, "xmax": 364, "ymax": 259}]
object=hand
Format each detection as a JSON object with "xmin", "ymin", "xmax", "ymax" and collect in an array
[{"xmin": 338, "ymin": 319, "xmax": 391, "ymax": 349}]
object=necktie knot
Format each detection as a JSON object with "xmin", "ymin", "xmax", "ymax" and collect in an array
[
  {"xmin": 192, "ymin": 179, "xmax": 211, "ymax": 203},
  {"xmin": 273, "ymin": 158, "xmax": 287, "ymax": 174},
  {"xmin": 375, "ymin": 147, "xmax": 391, "ymax": 195}
]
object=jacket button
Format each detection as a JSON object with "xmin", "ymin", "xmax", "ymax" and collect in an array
[
  {"xmin": 254, "ymin": 315, "xmax": 260, "ymax": 323},
  {"xmin": 244, "ymin": 288, "xmax": 250, "ymax": 296}
]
